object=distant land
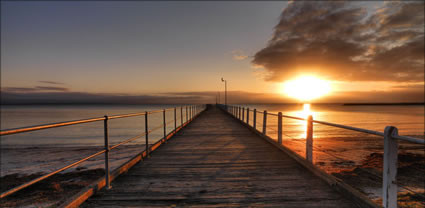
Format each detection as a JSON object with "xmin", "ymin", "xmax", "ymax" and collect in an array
[{"xmin": 343, "ymin": 103, "xmax": 425, "ymax": 106}]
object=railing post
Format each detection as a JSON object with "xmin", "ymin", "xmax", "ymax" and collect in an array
[
  {"xmin": 180, "ymin": 107, "xmax": 183, "ymax": 127},
  {"xmin": 278, "ymin": 112, "xmax": 282, "ymax": 145},
  {"xmin": 247, "ymin": 108, "xmax": 250, "ymax": 125},
  {"xmin": 163, "ymin": 109, "xmax": 167, "ymax": 142},
  {"xmin": 174, "ymin": 107, "xmax": 177, "ymax": 133},
  {"xmin": 186, "ymin": 106, "xmax": 188, "ymax": 123},
  {"xmin": 103, "ymin": 115, "xmax": 111, "ymax": 189},
  {"xmin": 253, "ymin": 109, "xmax": 257, "ymax": 129},
  {"xmin": 383, "ymin": 126, "xmax": 398, "ymax": 208},
  {"xmin": 242, "ymin": 107, "xmax": 245, "ymax": 122},
  {"xmin": 145, "ymin": 112, "xmax": 149, "ymax": 158},
  {"xmin": 262, "ymin": 110, "xmax": 267, "ymax": 134},
  {"xmin": 238, "ymin": 106, "xmax": 241, "ymax": 120},
  {"xmin": 306, "ymin": 115, "xmax": 313, "ymax": 162}
]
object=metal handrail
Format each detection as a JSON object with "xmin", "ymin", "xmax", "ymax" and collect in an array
[
  {"xmin": 0, "ymin": 106, "xmax": 184, "ymax": 136},
  {"xmin": 230, "ymin": 105, "xmax": 423, "ymax": 143},
  {"xmin": 222, "ymin": 104, "xmax": 424, "ymax": 208},
  {"xmin": 0, "ymin": 117, "xmax": 106, "ymax": 136},
  {"xmin": 0, "ymin": 104, "xmax": 205, "ymax": 199}
]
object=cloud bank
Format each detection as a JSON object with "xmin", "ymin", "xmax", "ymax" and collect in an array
[{"xmin": 252, "ymin": 1, "xmax": 424, "ymax": 82}]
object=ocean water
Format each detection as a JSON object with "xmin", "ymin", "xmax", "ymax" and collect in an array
[
  {"xmin": 1, "ymin": 104, "xmax": 423, "ymax": 150},
  {"xmin": 1, "ymin": 104, "xmax": 193, "ymax": 147},
  {"xmin": 1, "ymin": 104, "xmax": 424, "ymax": 202}
]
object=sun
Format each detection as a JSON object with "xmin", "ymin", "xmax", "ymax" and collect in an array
[{"xmin": 281, "ymin": 76, "xmax": 331, "ymax": 101}]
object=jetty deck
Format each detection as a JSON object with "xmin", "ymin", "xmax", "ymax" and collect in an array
[{"xmin": 82, "ymin": 106, "xmax": 358, "ymax": 207}]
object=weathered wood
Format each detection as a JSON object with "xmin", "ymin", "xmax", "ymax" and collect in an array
[
  {"xmin": 61, "ymin": 113, "xmax": 198, "ymax": 208},
  {"xmin": 383, "ymin": 126, "xmax": 398, "ymax": 208},
  {"xmin": 262, "ymin": 110, "xmax": 267, "ymax": 134},
  {"xmin": 306, "ymin": 115, "xmax": 313, "ymax": 163},
  {"xmin": 278, "ymin": 112, "xmax": 282, "ymax": 145},
  {"xmin": 253, "ymin": 109, "xmax": 257, "ymax": 129},
  {"xmin": 82, "ymin": 107, "xmax": 359, "ymax": 207},
  {"xmin": 246, "ymin": 108, "xmax": 250, "ymax": 125}
]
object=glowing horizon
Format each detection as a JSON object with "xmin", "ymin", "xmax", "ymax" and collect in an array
[{"xmin": 281, "ymin": 76, "xmax": 331, "ymax": 102}]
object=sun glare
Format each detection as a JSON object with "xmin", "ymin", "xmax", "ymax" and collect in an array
[{"xmin": 281, "ymin": 76, "xmax": 331, "ymax": 101}]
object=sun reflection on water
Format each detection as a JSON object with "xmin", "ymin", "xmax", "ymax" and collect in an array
[{"xmin": 294, "ymin": 103, "xmax": 314, "ymax": 138}]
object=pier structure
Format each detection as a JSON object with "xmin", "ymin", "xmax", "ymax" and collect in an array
[{"xmin": 1, "ymin": 105, "xmax": 423, "ymax": 208}]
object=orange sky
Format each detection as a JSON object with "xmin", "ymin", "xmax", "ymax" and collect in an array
[{"xmin": 1, "ymin": 1, "xmax": 424, "ymax": 104}]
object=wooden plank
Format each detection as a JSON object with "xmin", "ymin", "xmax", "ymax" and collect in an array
[
  {"xmin": 59, "ymin": 111, "xmax": 203, "ymax": 208},
  {"xmin": 81, "ymin": 106, "xmax": 362, "ymax": 207}
]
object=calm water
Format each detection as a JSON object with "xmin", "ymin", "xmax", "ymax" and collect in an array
[
  {"xmin": 1, "ymin": 104, "xmax": 191, "ymax": 147},
  {"xmin": 1, "ymin": 104, "xmax": 423, "ymax": 147},
  {"xmin": 1, "ymin": 104, "xmax": 424, "ymax": 200}
]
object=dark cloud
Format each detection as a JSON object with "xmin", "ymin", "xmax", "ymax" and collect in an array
[
  {"xmin": 252, "ymin": 1, "xmax": 424, "ymax": 82},
  {"xmin": 4, "ymin": 86, "xmax": 69, "ymax": 92},
  {"xmin": 38, "ymin": 81, "xmax": 65, "ymax": 85}
]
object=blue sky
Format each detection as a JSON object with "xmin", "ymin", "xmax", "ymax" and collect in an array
[{"xmin": 1, "ymin": 1, "xmax": 286, "ymax": 94}]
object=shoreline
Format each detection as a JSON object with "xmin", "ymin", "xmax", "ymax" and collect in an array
[{"xmin": 1, "ymin": 141, "xmax": 423, "ymax": 207}]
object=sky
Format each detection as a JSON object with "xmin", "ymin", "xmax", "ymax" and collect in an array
[{"xmin": 1, "ymin": 1, "xmax": 424, "ymax": 104}]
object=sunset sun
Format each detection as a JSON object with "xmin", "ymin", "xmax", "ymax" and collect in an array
[{"xmin": 281, "ymin": 76, "xmax": 331, "ymax": 101}]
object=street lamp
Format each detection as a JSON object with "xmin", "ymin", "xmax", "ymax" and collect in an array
[{"xmin": 221, "ymin": 78, "xmax": 227, "ymax": 107}]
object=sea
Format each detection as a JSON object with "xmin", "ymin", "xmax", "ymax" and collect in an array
[
  {"xmin": 1, "ymin": 104, "xmax": 424, "ymax": 203},
  {"xmin": 1, "ymin": 104, "xmax": 423, "ymax": 147}
]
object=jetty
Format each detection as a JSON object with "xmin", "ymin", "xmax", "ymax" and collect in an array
[
  {"xmin": 1, "ymin": 104, "xmax": 423, "ymax": 208},
  {"xmin": 81, "ymin": 106, "xmax": 357, "ymax": 207}
]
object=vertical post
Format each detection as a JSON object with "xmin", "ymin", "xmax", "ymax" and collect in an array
[
  {"xmin": 180, "ymin": 107, "xmax": 183, "ymax": 126},
  {"xmin": 383, "ymin": 126, "xmax": 398, "ymax": 208},
  {"xmin": 253, "ymin": 109, "xmax": 257, "ymax": 129},
  {"xmin": 163, "ymin": 109, "xmax": 167, "ymax": 142},
  {"xmin": 247, "ymin": 108, "xmax": 250, "ymax": 125},
  {"xmin": 278, "ymin": 112, "xmax": 283, "ymax": 145},
  {"xmin": 238, "ymin": 106, "xmax": 241, "ymax": 120},
  {"xmin": 224, "ymin": 80, "xmax": 227, "ymax": 107},
  {"xmin": 186, "ymin": 106, "xmax": 188, "ymax": 123},
  {"xmin": 262, "ymin": 110, "xmax": 267, "ymax": 134},
  {"xmin": 103, "ymin": 115, "xmax": 111, "ymax": 189},
  {"xmin": 306, "ymin": 115, "xmax": 313, "ymax": 163},
  {"xmin": 174, "ymin": 107, "xmax": 177, "ymax": 133},
  {"xmin": 242, "ymin": 107, "xmax": 245, "ymax": 122},
  {"xmin": 145, "ymin": 112, "xmax": 149, "ymax": 158}
]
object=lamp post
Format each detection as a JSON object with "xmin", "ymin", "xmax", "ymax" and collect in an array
[{"xmin": 221, "ymin": 78, "xmax": 227, "ymax": 107}]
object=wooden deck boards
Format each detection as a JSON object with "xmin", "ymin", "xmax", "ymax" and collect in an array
[{"xmin": 83, "ymin": 107, "xmax": 358, "ymax": 207}]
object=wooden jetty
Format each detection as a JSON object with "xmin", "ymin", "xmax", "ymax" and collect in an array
[{"xmin": 80, "ymin": 106, "xmax": 361, "ymax": 207}]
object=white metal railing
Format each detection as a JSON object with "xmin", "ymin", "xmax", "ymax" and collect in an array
[
  {"xmin": 219, "ymin": 104, "xmax": 424, "ymax": 208},
  {"xmin": 0, "ymin": 104, "xmax": 206, "ymax": 199}
]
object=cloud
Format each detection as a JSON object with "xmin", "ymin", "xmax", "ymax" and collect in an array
[
  {"xmin": 38, "ymin": 81, "xmax": 65, "ymax": 85},
  {"xmin": 232, "ymin": 50, "xmax": 248, "ymax": 61},
  {"xmin": 4, "ymin": 86, "xmax": 69, "ymax": 92},
  {"xmin": 252, "ymin": 1, "xmax": 424, "ymax": 82}
]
